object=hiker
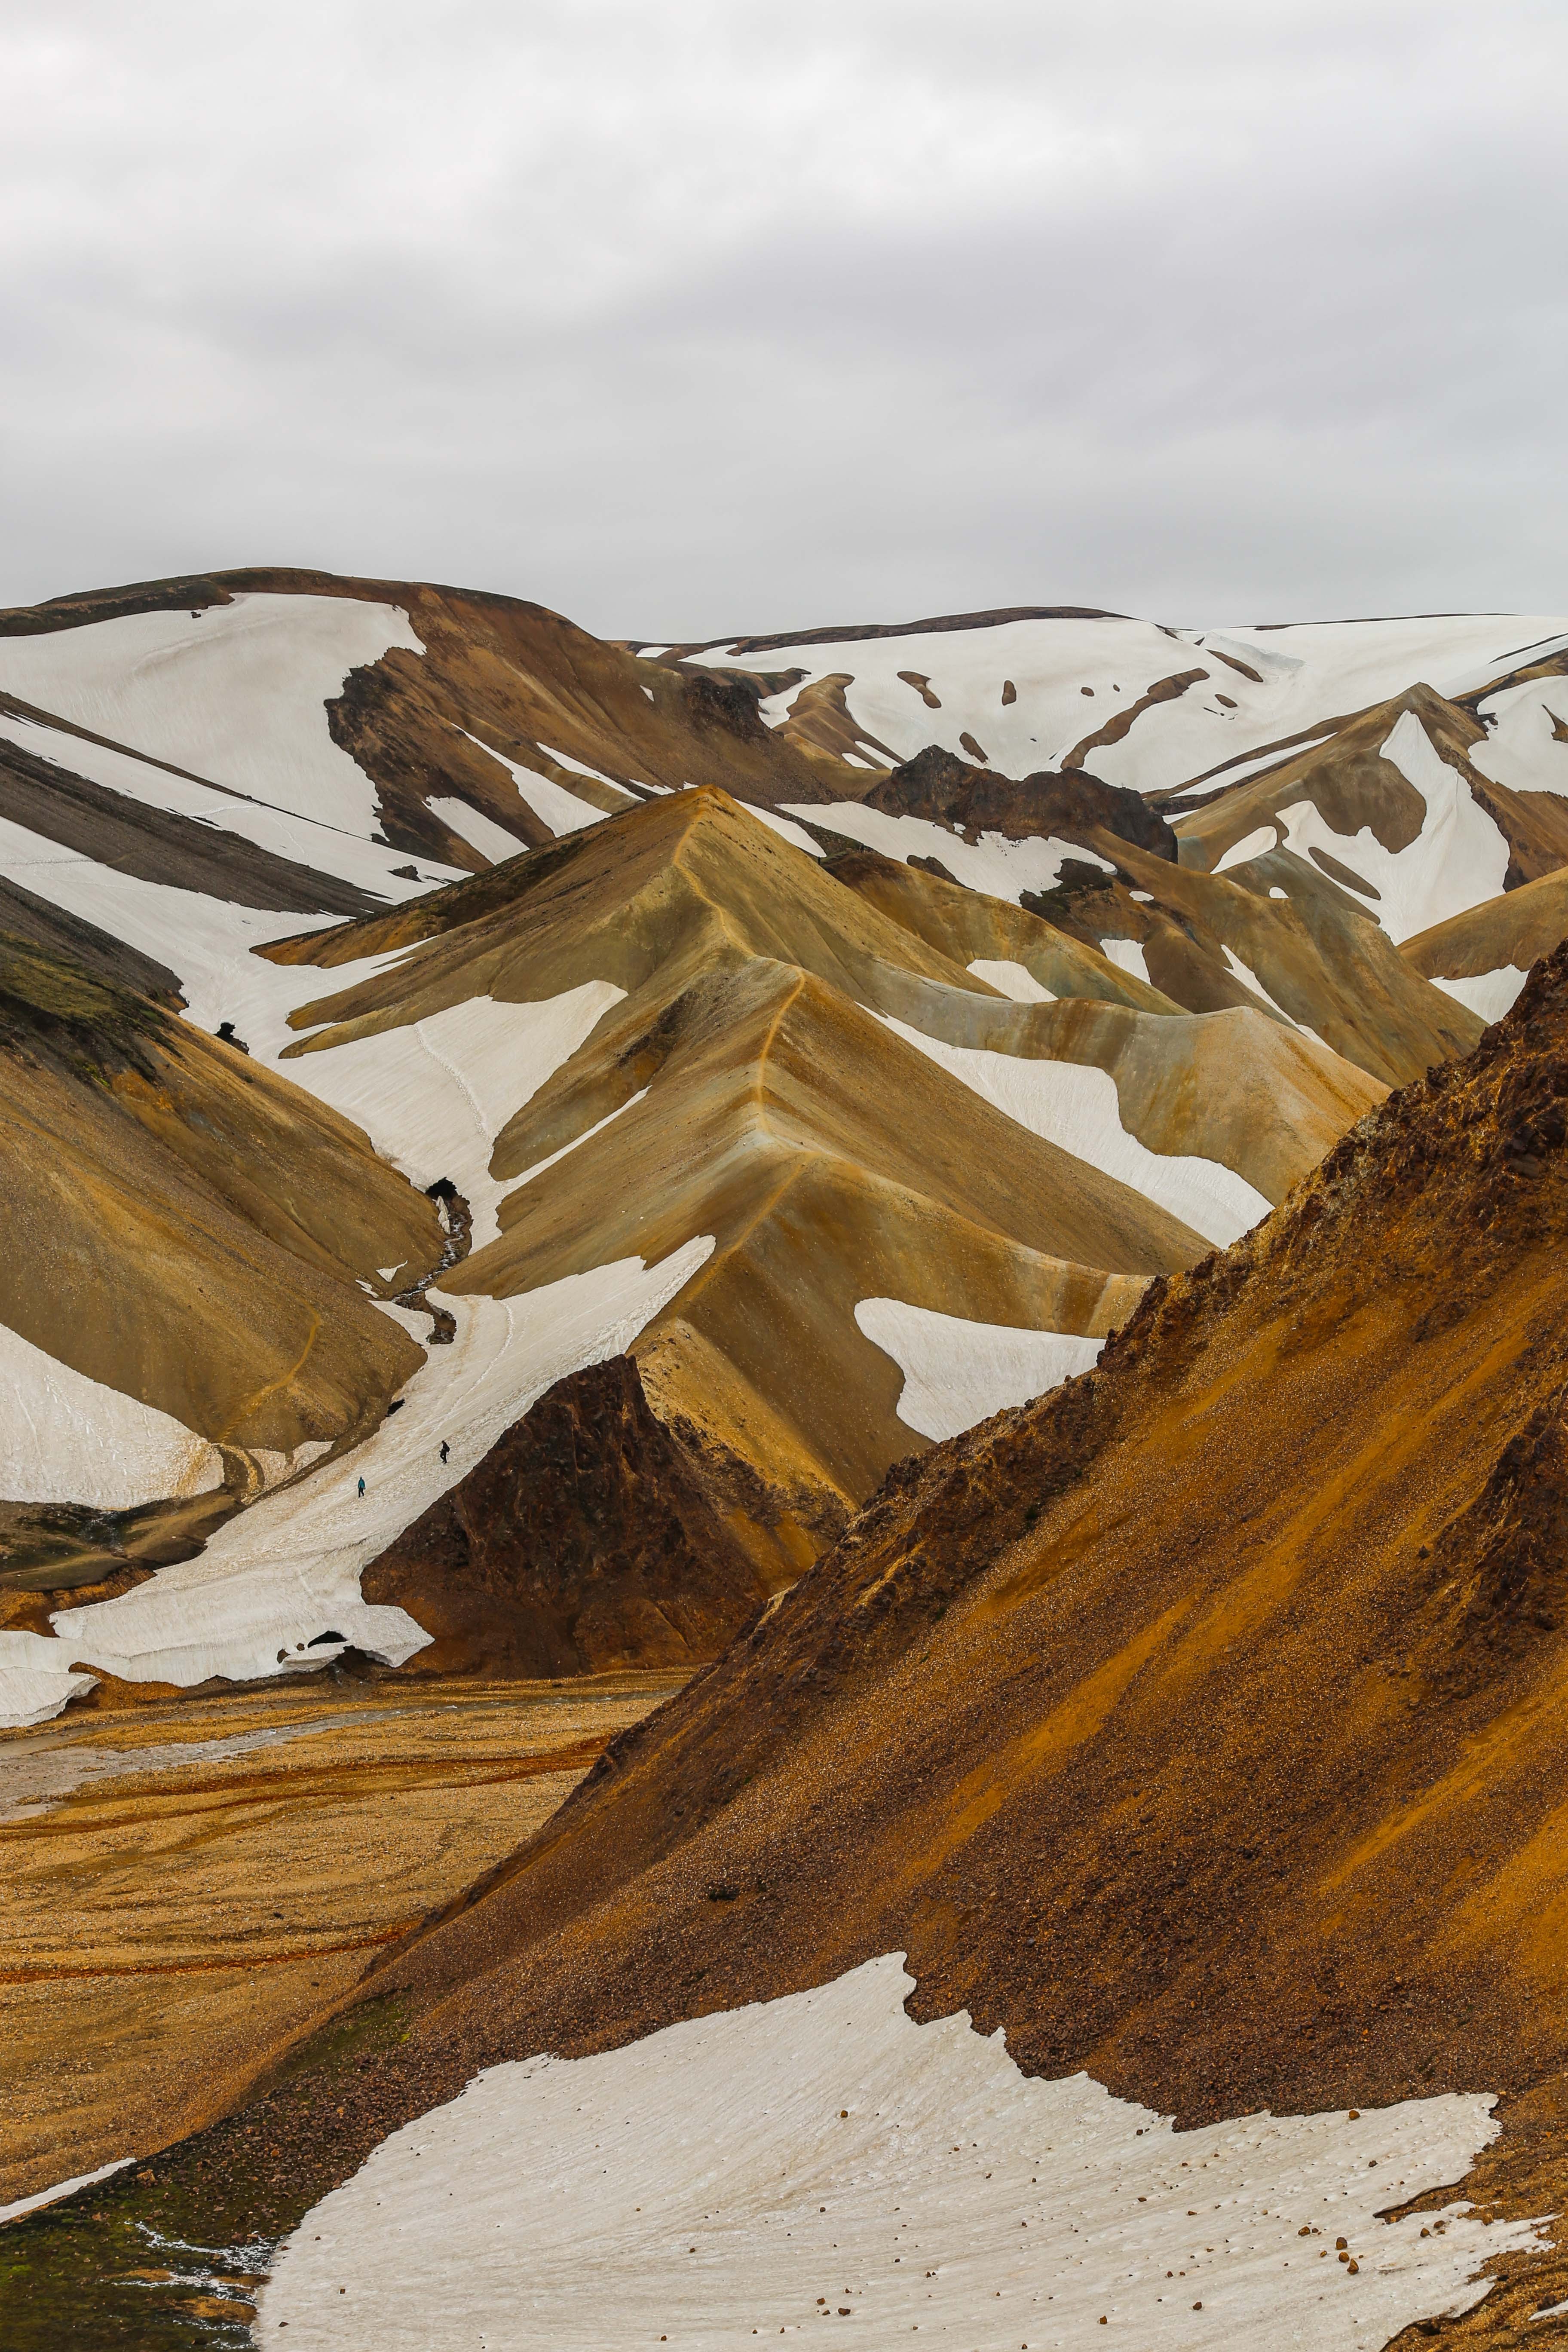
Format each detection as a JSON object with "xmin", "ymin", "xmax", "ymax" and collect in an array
[
  {"xmin": 357, "ymin": 1476, "xmax": 366, "ymax": 1498},
  {"xmin": 439, "ymin": 1440, "xmax": 449, "ymax": 1465}
]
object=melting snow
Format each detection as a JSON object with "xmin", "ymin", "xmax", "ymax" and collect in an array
[
  {"xmin": 881, "ymin": 1015, "xmax": 1269, "ymax": 1247},
  {"xmin": 0, "ymin": 1712, "xmax": 352, "ymax": 1822},
  {"xmin": 855, "ymin": 1298, "xmax": 1099, "ymax": 1439},
  {"xmin": 1433, "ymin": 968, "xmax": 1529, "ymax": 1024},
  {"xmin": 0, "ymin": 593, "xmax": 423, "ymax": 836},
  {"xmin": 0, "ymin": 2159, "xmax": 135, "ymax": 2228},
  {"xmin": 0, "ymin": 1314, "xmax": 223, "ymax": 1510},
  {"xmin": 255, "ymin": 1951, "xmax": 1546, "ymax": 2350},
  {"xmin": 1269, "ymin": 715, "xmax": 1509, "ymax": 944},
  {"xmin": 968, "ymin": 959, "xmax": 1057, "ymax": 1003},
  {"xmin": 34, "ymin": 1242, "xmax": 713, "ymax": 1698},
  {"xmin": 0, "ymin": 1635, "xmax": 98, "ymax": 1732}
]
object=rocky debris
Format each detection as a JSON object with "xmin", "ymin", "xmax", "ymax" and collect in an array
[
  {"xmin": 361, "ymin": 1355, "xmax": 769, "ymax": 1677},
  {"xmin": 866, "ymin": 744, "xmax": 1177, "ymax": 861}
]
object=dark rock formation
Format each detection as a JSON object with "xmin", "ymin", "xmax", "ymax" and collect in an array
[
  {"xmin": 362, "ymin": 1354, "xmax": 770, "ymax": 1677},
  {"xmin": 865, "ymin": 744, "xmax": 1178, "ymax": 861}
]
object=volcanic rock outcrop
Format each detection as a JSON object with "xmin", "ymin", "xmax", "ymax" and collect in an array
[{"xmin": 362, "ymin": 1354, "xmax": 768, "ymax": 1677}]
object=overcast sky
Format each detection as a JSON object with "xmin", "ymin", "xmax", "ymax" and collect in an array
[{"xmin": 3, "ymin": 2, "xmax": 1565, "ymax": 635}]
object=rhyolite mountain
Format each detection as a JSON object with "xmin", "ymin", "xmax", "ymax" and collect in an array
[{"xmin": 6, "ymin": 569, "xmax": 1568, "ymax": 2347}]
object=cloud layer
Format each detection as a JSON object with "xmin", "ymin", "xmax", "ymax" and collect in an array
[{"xmin": 3, "ymin": 1, "xmax": 1565, "ymax": 635}]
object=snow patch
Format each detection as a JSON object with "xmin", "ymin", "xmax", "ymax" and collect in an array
[
  {"xmin": 1167, "ymin": 734, "xmax": 1335, "ymax": 800},
  {"xmin": 855, "ymin": 1298, "xmax": 1098, "ymax": 1439},
  {"xmin": 967, "ymin": 958, "xmax": 1055, "ymax": 1003},
  {"xmin": 0, "ymin": 1314, "xmax": 223, "ymax": 1509},
  {"xmin": 255, "ymin": 1951, "xmax": 1544, "ymax": 2351},
  {"xmin": 0, "ymin": 1634, "xmax": 98, "ymax": 1731},
  {"xmin": 44, "ymin": 1241, "xmax": 714, "ymax": 1694},
  {"xmin": 455, "ymin": 732, "xmax": 610, "ymax": 839},
  {"xmin": 0, "ymin": 2159, "xmax": 135, "ymax": 2228},
  {"xmin": 739, "ymin": 802, "xmax": 826, "ymax": 857},
  {"xmin": 882, "ymin": 1015, "xmax": 1268, "ymax": 1246},
  {"xmin": 426, "ymin": 796, "xmax": 530, "ymax": 864},
  {"xmin": 1433, "ymin": 968, "xmax": 1530, "ymax": 1023},
  {"xmin": 1214, "ymin": 826, "xmax": 1280, "ymax": 874},
  {"xmin": 778, "ymin": 799, "xmax": 1111, "ymax": 906},
  {"xmin": 1098, "ymin": 937, "xmax": 1151, "ymax": 986}
]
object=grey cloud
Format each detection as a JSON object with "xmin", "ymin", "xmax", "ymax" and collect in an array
[{"xmin": 2, "ymin": 0, "xmax": 1565, "ymax": 635}]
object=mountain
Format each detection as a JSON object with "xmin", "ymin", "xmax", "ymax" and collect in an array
[
  {"xmin": 224, "ymin": 938, "xmax": 1568, "ymax": 2349},
  {"xmin": 6, "ymin": 571, "xmax": 1568, "ymax": 2342},
  {"xmin": 1, "ymin": 577, "xmax": 1428, "ymax": 1727}
]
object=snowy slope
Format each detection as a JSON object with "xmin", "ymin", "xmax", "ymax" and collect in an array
[
  {"xmin": 0, "ymin": 593, "xmax": 424, "ymax": 830},
  {"xmin": 688, "ymin": 611, "xmax": 1568, "ymax": 794},
  {"xmin": 256, "ymin": 1953, "xmax": 1540, "ymax": 2351}
]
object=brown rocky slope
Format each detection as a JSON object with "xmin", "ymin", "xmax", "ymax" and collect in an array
[
  {"xmin": 361, "ymin": 1354, "xmax": 768, "ymax": 1678},
  {"xmin": 196, "ymin": 938, "xmax": 1568, "ymax": 2338}
]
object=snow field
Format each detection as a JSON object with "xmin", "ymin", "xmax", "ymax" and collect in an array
[
  {"xmin": 1433, "ymin": 969, "xmax": 1530, "ymax": 1023},
  {"xmin": 1269, "ymin": 714, "xmax": 1510, "ymax": 945},
  {"xmin": 280, "ymin": 980, "xmax": 628, "ymax": 1247},
  {"xmin": 0, "ymin": 1315, "xmax": 223, "ymax": 1510},
  {"xmin": 854, "ymin": 1299, "xmax": 1101, "ymax": 1440},
  {"xmin": 1470, "ymin": 679, "xmax": 1568, "ymax": 800},
  {"xmin": 879, "ymin": 1015, "xmax": 1270, "ymax": 1247},
  {"xmin": 255, "ymin": 1951, "xmax": 1544, "ymax": 2350},
  {"xmin": 778, "ymin": 798, "xmax": 1113, "ymax": 906},
  {"xmin": 0, "ymin": 593, "xmax": 424, "ymax": 835},
  {"xmin": 0, "ymin": 709, "xmax": 459, "ymax": 901},
  {"xmin": 454, "ymin": 732, "xmax": 610, "ymax": 837},
  {"xmin": 967, "ymin": 959, "xmax": 1056, "ymax": 1002},
  {"xmin": 40, "ymin": 1241, "xmax": 713, "ymax": 1697},
  {"xmin": 699, "ymin": 613, "xmax": 1568, "ymax": 796}
]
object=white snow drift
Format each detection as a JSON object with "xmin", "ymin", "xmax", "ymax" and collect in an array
[
  {"xmin": 855, "ymin": 1298, "xmax": 1100, "ymax": 1440},
  {"xmin": 1432, "ymin": 968, "xmax": 1531, "ymax": 1023},
  {"xmin": 0, "ymin": 1315, "xmax": 223, "ymax": 1510},
  {"xmin": 34, "ymin": 1240, "xmax": 713, "ymax": 1702},
  {"xmin": 255, "ymin": 1952, "xmax": 1544, "ymax": 2350},
  {"xmin": 0, "ymin": 592, "xmax": 423, "ymax": 835},
  {"xmin": 881, "ymin": 1016, "xmax": 1269, "ymax": 1247},
  {"xmin": 1271, "ymin": 715, "xmax": 1510, "ymax": 945},
  {"xmin": 778, "ymin": 797, "xmax": 1113, "ymax": 907}
]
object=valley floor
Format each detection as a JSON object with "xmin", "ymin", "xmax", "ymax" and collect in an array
[{"xmin": 0, "ymin": 1671, "xmax": 682, "ymax": 2220}]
